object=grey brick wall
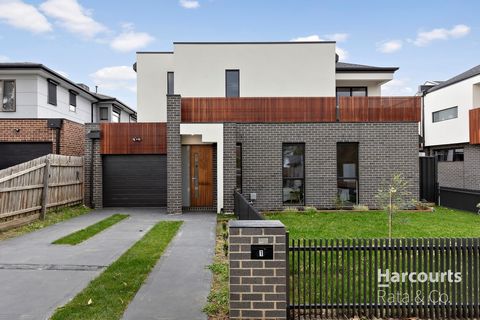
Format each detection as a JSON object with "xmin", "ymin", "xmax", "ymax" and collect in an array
[
  {"xmin": 84, "ymin": 123, "xmax": 102, "ymax": 208},
  {"xmin": 229, "ymin": 220, "xmax": 287, "ymax": 320},
  {"xmin": 167, "ymin": 95, "xmax": 182, "ymax": 214},
  {"xmin": 223, "ymin": 123, "xmax": 237, "ymax": 212},
  {"xmin": 233, "ymin": 122, "xmax": 419, "ymax": 210},
  {"xmin": 430, "ymin": 144, "xmax": 480, "ymax": 191}
]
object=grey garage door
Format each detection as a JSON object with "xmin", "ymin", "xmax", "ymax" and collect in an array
[
  {"xmin": 0, "ymin": 142, "xmax": 52, "ymax": 170},
  {"xmin": 103, "ymin": 155, "xmax": 167, "ymax": 207}
]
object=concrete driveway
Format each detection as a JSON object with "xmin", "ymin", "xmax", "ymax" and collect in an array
[{"xmin": 0, "ymin": 208, "xmax": 216, "ymax": 320}]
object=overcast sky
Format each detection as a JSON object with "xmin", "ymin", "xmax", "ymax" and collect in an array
[{"xmin": 0, "ymin": 0, "xmax": 478, "ymax": 109}]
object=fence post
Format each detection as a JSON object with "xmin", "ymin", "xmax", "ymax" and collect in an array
[
  {"xmin": 40, "ymin": 156, "xmax": 51, "ymax": 220},
  {"xmin": 229, "ymin": 220, "xmax": 287, "ymax": 320}
]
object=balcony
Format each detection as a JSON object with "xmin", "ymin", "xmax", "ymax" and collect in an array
[
  {"xmin": 470, "ymin": 108, "xmax": 480, "ymax": 144},
  {"xmin": 181, "ymin": 96, "xmax": 421, "ymax": 123}
]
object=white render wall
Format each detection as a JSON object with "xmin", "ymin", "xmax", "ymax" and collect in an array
[
  {"xmin": 137, "ymin": 43, "xmax": 338, "ymax": 122},
  {"xmin": 424, "ymin": 74, "xmax": 480, "ymax": 146}
]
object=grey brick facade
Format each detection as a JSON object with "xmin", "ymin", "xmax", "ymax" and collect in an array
[
  {"xmin": 223, "ymin": 123, "xmax": 237, "ymax": 212},
  {"xmin": 233, "ymin": 122, "xmax": 419, "ymax": 211},
  {"xmin": 229, "ymin": 220, "xmax": 287, "ymax": 320},
  {"xmin": 429, "ymin": 144, "xmax": 480, "ymax": 191},
  {"xmin": 84, "ymin": 123, "xmax": 102, "ymax": 208},
  {"xmin": 167, "ymin": 95, "xmax": 182, "ymax": 214}
]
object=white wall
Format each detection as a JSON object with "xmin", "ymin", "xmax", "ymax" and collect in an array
[
  {"xmin": 424, "ymin": 74, "xmax": 480, "ymax": 146},
  {"xmin": 0, "ymin": 74, "xmax": 39, "ymax": 118},
  {"xmin": 137, "ymin": 53, "xmax": 174, "ymax": 122}
]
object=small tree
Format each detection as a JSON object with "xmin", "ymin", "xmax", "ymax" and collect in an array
[{"xmin": 375, "ymin": 174, "xmax": 412, "ymax": 240}]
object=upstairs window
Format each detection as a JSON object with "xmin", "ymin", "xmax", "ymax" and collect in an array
[
  {"xmin": 112, "ymin": 106, "xmax": 121, "ymax": 123},
  {"xmin": 69, "ymin": 90, "xmax": 77, "ymax": 112},
  {"xmin": 282, "ymin": 143, "xmax": 305, "ymax": 205},
  {"xmin": 167, "ymin": 72, "xmax": 174, "ymax": 95},
  {"xmin": 432, "ymin": 106, "xmax": 458, "ymax": 123},
  {"xmin": 129, "ymin": 114, "xmax": 137, "ymax": 123},
  {"xmin": 99, "ymin": 107, "xmax": 109, "ymax": 121},
  {"xmin": 435, "ymin": 148, "xmax": 464, "ymax": 162},
  {"xmin": 47, "ymin": 80, "xmax": 58, "ymax": 106},
  {"xmin": 226, "ymin": 69, "xmax": 239, "ymax": 97},
  {"xmin": 336, "ymin": 87, "xmax": 367, "ymax": 106},
  {"xmin": 0, "ymin": 80, "xmax": 16, "ymax": 112}
]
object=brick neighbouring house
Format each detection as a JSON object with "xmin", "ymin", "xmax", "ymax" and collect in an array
[{"xmin": 85, "ymin": 41, "xmax": 421, "ymax": 212}]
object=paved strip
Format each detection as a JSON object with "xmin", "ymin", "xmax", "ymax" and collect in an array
[
  {"xmin": 123, "ymin": 213, "xmax": 216, "ymax": 320},
  {"xmin": 0, "ymin": 263, "xmax": 106, "ymax": 271}
]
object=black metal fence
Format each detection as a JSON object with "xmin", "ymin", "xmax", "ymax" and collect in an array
[
  {"xmin": 288, "ymin": 238, "xmax": 480, "ymax": 319},
  {"xmin": 419, "ymin": 156, "xmax": 438, "ymax": 203},
  {"xmin": 233, "ymin": 190, "xmax": 264, "ymax": 220}
]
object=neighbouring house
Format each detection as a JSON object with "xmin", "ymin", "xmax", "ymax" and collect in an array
[
  {"xmin": 419, "ymin": 65, "xmax": 480, "ymax": 211},
  {"xmin": 0, "ymin": 63, "xmax": 136, "ymax": 169},
  {"xmin": 85, "ymin": 41, "xmax": 420, "ymax": 212}
]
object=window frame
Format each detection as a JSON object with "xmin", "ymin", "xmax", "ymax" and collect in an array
[
  {"xmin": 112, "ymin": 106, "xmax": 121, "ymax": 123},
  {"xmin": 282, "ymin": 142, "xmax": 306, "ymax": 206},
  {"xmin": 236, "ymin": 143, "xmax": 242, "ymax": 193},
  {"xmin": 225, "ymin": 69, "xmax": 240, "ymax": 98},
  {"xmin": 129, "ymin": 114, "xmax": 137, "ymax": 123},
  {"xmin": 167, "ymin": 71, "xmax": 174, "ymax": 95},
  {"xmin": 336, "ymin": 142, "xmax": 360, "ymax": 206},
  {"xmin": 0, "ymin": 79, "xmax": 16, "ymax": 112},
  {"xmin": 47, "ymin": 79, "xmax": 58, "ymax": 106},
  {"xmin": 432, "ymin": 106, "xmax": 458, "ymax": 123},
  {"xmin": 69, "ymin": 90, "xmax": 77, "ymax": 112},
  {"xmin": 434, "ymin": 148, "xmax": 464, "ymax": 162},
  {"xmin": 99, "ymin": 107, "xmax": 109, "ymax": 121}
]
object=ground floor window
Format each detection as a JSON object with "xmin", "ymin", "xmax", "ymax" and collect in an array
[
  {"xmin": 434, "ymin": 148, "xmax": 464, "ymax": 161},
  {"xmin": 236, "ymin": 143, "xmax": 242, "ymax": 193},
  {"xmin": 337, "ymin": 142, "xmax": 359, "ymax": 206},
  {"xmin": 282, "ymin": 143, "xmax": 305, "ymax": 205}
]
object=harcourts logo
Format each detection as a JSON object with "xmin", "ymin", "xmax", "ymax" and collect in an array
[{"xmin": 377, "ymin": 269, "xmax": 462, "ymax": 304}]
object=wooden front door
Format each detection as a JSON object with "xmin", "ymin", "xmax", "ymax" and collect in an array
[{"xmin": 190, "ymin": 145, "xmax": 213, "ymax": 207}]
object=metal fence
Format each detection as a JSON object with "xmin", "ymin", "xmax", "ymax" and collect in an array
[
  {"xmin": 233, "ymin": 190, "xmax": 264, "ymax": 220},
  {"xmin": 288, "ymin": 238, "xmax": 480, "ymax": 319}
]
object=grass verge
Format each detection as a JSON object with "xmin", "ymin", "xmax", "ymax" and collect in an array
[
  {"xmin": 0, "ymin": 205, "xmax": 91, "ymax": 242},
  {"xmin": 203, "ymin": 214, "xmax": 234, "ymax": 320},
  {"xmin": 53, "ymin": 214, "xmax": 129, "ymax": 245},
  {"xmin": 266, "ymin": 206, "xmax": 480, "ymax": 239},
  {"xmin": 50, "ymin": 220, "xmax": 182, "ymax": 320}
]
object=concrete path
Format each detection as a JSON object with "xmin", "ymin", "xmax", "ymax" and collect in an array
[
  {"xmin": 0, "ymin": 208, "xmax": 215, "ymax": 320},
  {"xmin": 123, "ymin": 212, "xmax": 216, "ymax": 320}
]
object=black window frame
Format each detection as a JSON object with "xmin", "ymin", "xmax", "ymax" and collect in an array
[
  {"xmin": 282, "ymin": 143, "xmax": 305, "ymax": 205},
  {"xmin": 99, "ymin": 107, "xmax": 109, "ymax": 121},
  {"xmin": 167, "ymin": 71, "xmax": 174, "ymax": 95},
  {"xmin": 129, "ymin": 114, "xmax": 137, "ymax": 123},
  {"xmin": 112, "ymin": 106, "xmax": 121, "ymax": 123},
  {"xmin": 336, "ymin": 87, "xmax": 368, "ymax": 105},
  {"xmin": 1, "ymin": 79, "xmax": 16, "ymax": 112},
  {"xmin": 47, "ymin": 79, "xmax": 58, "ymax": 106},
  {"xmin": 225, "ymin": 69, "xmax": 240, "ymax": 97},
  {"xmin": 434, "ymin": 148, "xmax": 464, "ymax": 162},
  {"xmin": 69, "ymin": 90, "xmax": 77, "ymax": 112},
  {"xmin": 432, "ymin": 106, "xmax": 458, "ymax": 123},
  {"xmin": 236, "ymin": 143, "xmax": 242, "ymax": 193},
  {"xmin": 336, "ymin": 142, "xmax": 359, "ymax": 206}
]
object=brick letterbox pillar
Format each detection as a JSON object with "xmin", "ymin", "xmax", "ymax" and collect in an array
[{"xmin": 229, "ymin": 220, "xmax": 287, "ymax": 320}]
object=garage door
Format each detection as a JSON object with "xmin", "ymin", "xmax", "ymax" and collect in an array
[
  {"xmin": 0, "ymin": 142, "xmax": 52, "ymax": 170},
  {"xmin": 103, "ymin": 155, "xmax": 167, "ymax": 207}
]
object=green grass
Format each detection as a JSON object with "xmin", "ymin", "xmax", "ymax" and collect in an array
[
  {"xmin": 266, "ymin": 206, "xmax": 480, "ymax": 239},
  {"xmin": 0, "ymin": 205, "xmax": 91, "ymax": 242},
  {"xmin": 53, "ymin": 214, "xmax": 128, "ymax": 245},
  {"xmin": 50, "ymin": 220, "xmax": 182, "ymax": 320}
]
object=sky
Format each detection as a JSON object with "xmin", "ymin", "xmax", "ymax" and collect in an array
[{"xmin": 0, "ymin": 0, "xmax": 479, "ymax": 109}]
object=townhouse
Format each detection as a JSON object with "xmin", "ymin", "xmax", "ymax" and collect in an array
[
  {"xmin": 86, "ymin": 41, "xmax": 421, "ymax": 213},
  {"xmin": 0, "ymin": 63, "xmax": 136, "ymax": 169}
]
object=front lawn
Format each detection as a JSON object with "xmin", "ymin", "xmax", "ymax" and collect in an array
[{"xmin": 266, "ymin": 207, "xmax": 480, "ymax": 239}]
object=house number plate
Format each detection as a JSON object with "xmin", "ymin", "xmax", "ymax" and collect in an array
[{"xmin": 251, "ymin": 245, "xmax": 273, "ymax": 260}]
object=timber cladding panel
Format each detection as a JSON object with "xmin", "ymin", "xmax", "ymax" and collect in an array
[
  {"xmin": 470, "ymin": 108, "xmax": 480, "ymax": 144},
  {"xmin": 181, "ymin": 97, "xmax": 421, "ymax": 123},
  {"xmin": 100, "ymin": 123, "xmax": 167, "ymax": 154}
]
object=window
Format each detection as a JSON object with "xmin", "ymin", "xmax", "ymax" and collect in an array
[
  {"xmin": 0, "ymin": 80, "xmax": 16, "ymax": 112},
  {"xmin": 69, "ymin": 90, "xmax": 77, "ymax": 112},
  {"xmin": 99, "ymin": 107, "xmax": 109, "ymax": 121},
  {"xmin": 337, "ymin": 143, "xmax": 359, "ymax": 206},
  {"xmin": 112, "ymin": 106, "xmax": 121, "ymax": 123},
  {"xmin": 226, "ymin": 70, "xmax": 239, "ymax": 97},
  {"xmin": 432, "ymin": 107, "xmax": 458, "ymax": 122},
  {"xmin": 336, "ymin": 87, "xmax": 367, "ymax": 105},
  {"xmin": 47, "ymin": 80, "xmax": 57, "ymax": 105},
  {"xmin": 282, "ymin": 143, "xmax": 305, "ymax": 205},
  {"xmin": 167, "ymin": 72, "xmax": 174, "ymax": 95},
  {"xmin": 434, "ymin": 148, "xmax": 464, "ymax": 162},
  {"xmin": 129, "ymin": 114, "xmax": 137, "ymax": 123},
  {"xmin": 236, "ymin": 143, "xmax": 242, "ymax": 193}
]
